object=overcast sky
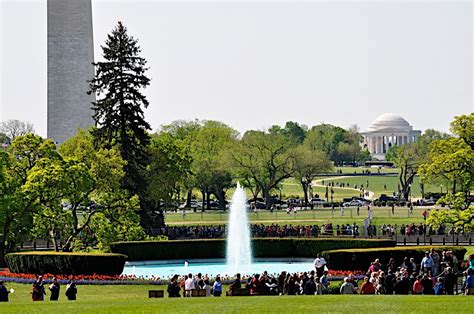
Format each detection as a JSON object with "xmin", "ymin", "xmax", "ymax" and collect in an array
[{"xmin": 1, "ymin": 0, "xmax": 473, "ymax": 137}]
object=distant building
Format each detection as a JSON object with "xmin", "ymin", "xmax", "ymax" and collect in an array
[
  {"xmin": 362, "ymin": 113, "xmax": 421, "ymax": 160},
  {"xmin": 47, "ymin": 0, "xmax": 95, "ymax": 144}
]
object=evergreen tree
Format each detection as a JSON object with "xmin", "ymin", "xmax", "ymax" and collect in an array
[{"xmin": 88, "ymin": 22, "xmax": 161, "ymax": 228}]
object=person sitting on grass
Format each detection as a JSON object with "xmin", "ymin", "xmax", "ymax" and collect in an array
[
  {"xmin": 412, "ymin": 275, "xmax": 423, "ymax": 295},
  {"xmin": 227, "ymin": 273, "xmax": 241, "ymax": 296},
  {"xmin": 212, "ymin": 276, "xmax": 222, "ymax": 297},
  {"xmin": 167, "ymin": 275, "xmax": 181, "ymax": 298},
  {"xmin": 434, "ymin": 277, "xmax": 445, "ymax": 295},
  {"xmin": 360, "ymin": 276, "xmax": 375, "ymax": 294},
  {"xmin": 340, "ymin": 277, "xmax": 357, "ymax": 294}
]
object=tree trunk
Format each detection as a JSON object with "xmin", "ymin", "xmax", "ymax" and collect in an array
[
  {"xmin": 301, "ymin": 180, "xmax": 309, "ymax": 209},
  {"xmin": 201, "ymin": 190, "xmax": 206, "ymax": 212},
  {"xmin": 206, "ymin": 191, "xmax": 211, "ymax": 210},
  {"xmin": 216, "ymin": 189, "xmax": 226, "ymax": 210},
  {"xmin": 50, "ymin": 229, "xmax": 59, "ymax": 252},
  {"xmin": 263, "ymin": 188, "xmax": 271, "ymax": 210},
  {"xmin": 0, "ymin": 218, "xmax": 12, "ymax": 267},
  {"xmin": 186, "ymin": 189, "xmax": 192, "ymax": 207}
]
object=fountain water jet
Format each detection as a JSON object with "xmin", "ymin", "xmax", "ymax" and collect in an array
[{"xmin": 226, "ymin": 183, "xmax": 252, "ymax": 273}]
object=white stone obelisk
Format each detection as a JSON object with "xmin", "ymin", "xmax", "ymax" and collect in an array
[{"xmin": 47, "ymin": 0, "xmax": 95, "ymax": 144}]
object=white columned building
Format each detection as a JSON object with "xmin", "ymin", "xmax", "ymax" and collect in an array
[{"xmin": 362, "ymin": 113, "xmax": 421, "ymax": 160}]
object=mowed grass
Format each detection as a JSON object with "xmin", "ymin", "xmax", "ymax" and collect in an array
[
  {"xmin": 165, "ymin": 206, "xmax": 426, "ymax": 226},
  {"xmin": 320, "ymin": 175, "xmax": 440, "ymax": 199},
  {"xmin": 1, "ymin": 283, "xmax": 472, "ymax": 313}
]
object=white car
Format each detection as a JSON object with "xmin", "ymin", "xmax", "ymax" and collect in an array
[{"xmin": 343, "ymin": 200, "xmax": 369, "ymax": 207}]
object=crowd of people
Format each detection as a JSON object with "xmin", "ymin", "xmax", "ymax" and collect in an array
[
  {"xmin": 0, "ymin": 275, "xmax": 77, "ymax": 302},
  {"xmin": 165, "ymin": 252, "xmax": 474, "ymax": 298},
  {"xmin": 156, "ymin": 223, "xmax": 469, "ymax": 240}
]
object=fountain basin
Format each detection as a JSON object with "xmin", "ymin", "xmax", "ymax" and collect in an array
[{"xmin": 123, "ymin": 258, "xmax": 313, "ymax": 279}]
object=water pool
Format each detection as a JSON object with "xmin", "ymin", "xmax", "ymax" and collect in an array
[{"xmin": 123, "ymin": 259, "xmax": 314, "ymax": 279}]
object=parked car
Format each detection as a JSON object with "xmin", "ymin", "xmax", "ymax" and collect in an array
[
  {"xmin": 376, "ymin": 194, "xmax": 397, "ymax": 202},
  {"xmin": 343, "ymin": 199, "xmax": 370, "ymax": 207},
  {"xmin": 178, "ymin": 200, "xmax": 202, "ymax": 210},
  {"xmin": 310, "ymin": 198, "xmax": 327, "ymax": 206},
  {"xmin": 250, "ymin": 201, "xmax": 266, "ymax": 209},
  {"xmin": 419, "ymin": 198, "xmax": 436, "ymax": 206}
]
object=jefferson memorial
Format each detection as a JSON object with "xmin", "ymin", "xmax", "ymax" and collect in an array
[{"xmin": 362, "ymin": 113, "xmax": 421, "ymax": 160}]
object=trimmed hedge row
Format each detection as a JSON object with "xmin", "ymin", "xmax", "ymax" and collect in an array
[
  {"xmin": 5, "ymin": 252, "xmax": 127, "ymax": 275},
  {"xmin": 321, "ymin": 246, "xmax": 467, "ymax": 271},
  {"xmin": 110, "ymin": 238, "xmax": 396, "ymax": 261}
]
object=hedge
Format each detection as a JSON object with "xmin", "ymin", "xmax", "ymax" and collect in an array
[
  {"xmin": 321, "ymin": 246, "xmax": 467, "ymax": 271},
  {"xmin": 5, "ymin": 252, "xmax": 127, "ymax": 275},
  {"xmin": 110, "ymin": 238, "xmax": 396, "ymax": 261}
]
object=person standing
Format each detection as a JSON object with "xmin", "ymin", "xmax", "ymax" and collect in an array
[
  {"xmin": 0, "ymin": 281, "xmax": 12, "ymax": 302},
  {"xmin": 313, "ymin": 254, "xmax": 327, "ymax": 278},
  {"xmin": 49, "ymin": 277, "xmax": 60, "ymax": 301},
  {"xmin": 184, "ymin": 273, "xmax": 195, "ymax": 297},
  {"xmin": 65, "ymin": 279, "xmax": 77, "ymax": 300},
  {"xmin": 32, "ymin": 275, "xmax": 46, "ymax": 301}
]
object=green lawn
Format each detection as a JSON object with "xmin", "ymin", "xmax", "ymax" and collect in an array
[
  {"xmin": 1, "ymin": 283, "xmax": 472, "ymax": 313},
  {"xmin": 320, "ymin": 175, "xmax": 441, "ymax": 198},
  {"xmin": 166, "ymin": 206, "xmax": 426, "ymax": 226}
]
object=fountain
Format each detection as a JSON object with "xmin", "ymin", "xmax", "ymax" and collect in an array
[{"xmin": 226, "ymin": 183, "xmax": 252, "ymax": 273}]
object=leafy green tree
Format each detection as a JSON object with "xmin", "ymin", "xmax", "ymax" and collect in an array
[
  {"xmin": 269, "ymin": 121, "xmax": 307, "ymax": 144},
  {"xmin": 419, "ymin": 115, "xmax": 473, "ymax": 197},
  {"xmin": 88, "ymin": 22, "xmax": 154, "ymax": 226},
  {"xmin": 0, "ymin": 134, "xmax": 58, "ymax": 264},
  {"xmin": 427, "ymin": 193, "xmax": 473, "ymax": 232},
  {"xmin": 291, "ymin": 145, "xmax": 333, "ymax": 206},
  {"xmin": 147, "ymin": 132, "xmax": 192, "ymax": 208},
  {"xmin": 191, "ymin": 121, "xmax": 238, "ymax": 210},
  {"xmin": 233, "ymin": 130, "xmax": 293, "ymax": 209},
  {"xmin": 450, "ymin": 113, "xmax": 473, "ymax": 149}
]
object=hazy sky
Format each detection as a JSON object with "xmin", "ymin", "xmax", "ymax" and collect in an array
[{"xmin": 1, "ymin": 0, "xmax": 473, "ymax": 137}]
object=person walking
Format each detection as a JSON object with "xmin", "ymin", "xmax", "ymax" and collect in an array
[
  {"xmin": 65, "ymin": 279, "xmax": 77, "ymax": 300},
  {"xmin": 49, "ymin": 277, "xmax": 60, "ymax": 301},
  {"xmin": 32, "ymin": 275, "xmax": 46, "ymax": 301},
  {"xmin": 0, "ymin": 281, "xmax": 12, "ymax": 302}
]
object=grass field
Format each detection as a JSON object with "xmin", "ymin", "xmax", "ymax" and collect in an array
[
  {"xmin": 1, "ymin": 283, "xmax": 472, "ymax": 313},
  {"xmin": 165, "ymin": 206, "xmax": 426, "ymax": 226}
]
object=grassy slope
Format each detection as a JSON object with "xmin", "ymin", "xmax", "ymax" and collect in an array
[{"xmin": 1, "ymin": 283, "xmax": 472, "ymax": 313}]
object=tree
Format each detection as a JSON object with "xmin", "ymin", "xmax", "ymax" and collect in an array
[
  {"xmin": 59, "ymin": 130, "xmax": 131, "ymax": 251},
  {"xmin": 232, "ymin": 130, "xmax": 293, "ymax": 209},
  {"xmin": 0, "ymin": 119, "xmax": 34, "ymax": 142},
  {"xmin": 88, "ymin": 22, "xmax": 154, "ymax": 227},
  {"xmin": 147, "ymin": 132, "xmax": 192, "ymax": 208},
  {"xmin": 191, "ymin": 121, "xmax": 238, "ymax": 210},
  {"xmin": 419, "ymin": 115, "xmax": 473, "ymax": 198},
  {"xmin": 386, "ymin": 142, "xmax": 427, "ymax": 201},
  {"xmin": 0, "ymin": 134, "xmax": 59, "ymax": 264},
  {"xmin": 291, "ymin": 145, "xmax": 333, "ymax": 207},
  {"xmin": 450, "ymin": 113, "xmax": 473, "ymax": 150},
  {"xmin": 427, "ymin": 193, "xmax": 474, "ymax": 232}
]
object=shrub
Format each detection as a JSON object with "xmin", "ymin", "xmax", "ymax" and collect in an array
[
  {"xmin": 5, "ymin": 252, "xmax": 127, "ymax": 275},
  {"xmin": 321, "ymin": 246, "xmax": 467, "ymax": 271},
  {"xmin": 110, "ymin": 238, "xmax": 396, "ymax": 261}
]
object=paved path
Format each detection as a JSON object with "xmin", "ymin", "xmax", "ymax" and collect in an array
[{"xmin": 312, "ymin": 176, "xmax": 375, "ymax": 200}]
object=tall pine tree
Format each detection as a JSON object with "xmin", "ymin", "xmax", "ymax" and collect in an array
[{"xmin": 88, "ymin": 22, "xmax": 163, "ymax": 229}]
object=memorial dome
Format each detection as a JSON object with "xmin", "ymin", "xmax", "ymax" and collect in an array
[{"xmin": 366, "ymin": 113, "xmax": 411, "ymax": 132}]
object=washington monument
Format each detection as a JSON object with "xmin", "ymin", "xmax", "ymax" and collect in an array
[{"xmin": 47, "ymin": 0, "xmax": 95, "ymax": 144}]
